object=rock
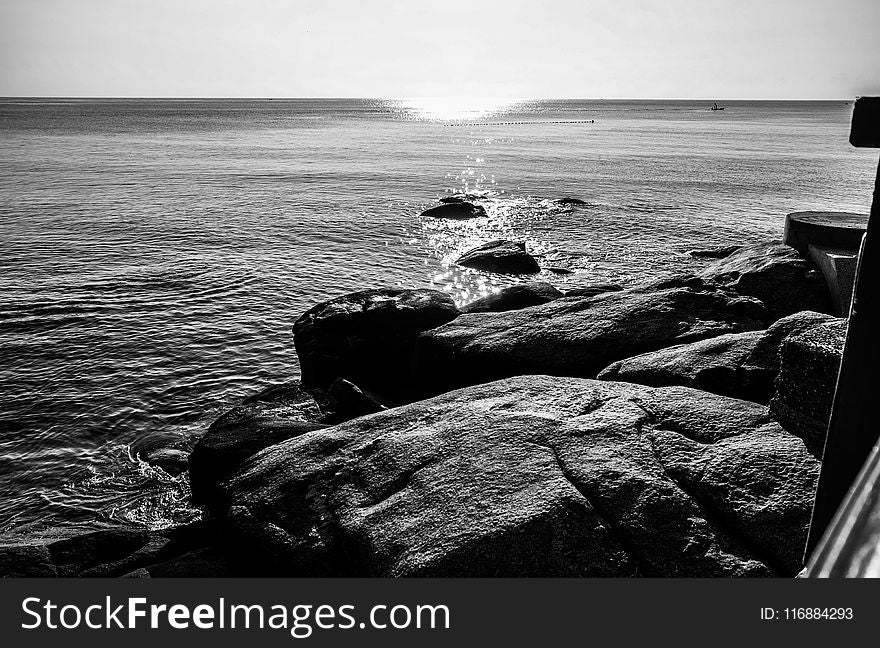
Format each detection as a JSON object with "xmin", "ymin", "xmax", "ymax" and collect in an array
[
  {"xmin": 293, "ymin": 288, "xmax": 459, "ymax": 398},
  {"xmin": 225, "ymin": 376, "xmax": 818, "ymax": 577},
  {"xmin": 770, "ymin": 319, "xmax": 847, "ymax": 445},
  {"xmin": 0, "ymin": 545, "xmax": 57, "ymax": 577},
  {"xmin": 0, "ymin": 521, "xmax": 229, "ymax": 578},
  {"xmin": 461, "ymin": 282, "xmax": 563, "ymax": 314},
  {"xmin": 598, "ymin": 311, "xmax": 836, "ymax": 403},
  {"xmin": 438, "ymin": 196, "xmax": 466, "ymax": 204},
  {"xmin": 141, "ymin": 546, "xmax": 232, "ymax": 577},
  {"xmin": 562, "ymin": 283, "xmax": 623, "ymax": 298},
  {"xmin": 326, "ymin": 378, "xmax": 385, "ymax": 421},
  {"xmin": 688, "ymin": 245, "xmax": 742, "ymax": 259},
  {"xmin": 130, "ymin": 431, "xmax": 197, "ymax": 476},
  {"xmin": 555, "ymin": 197, "xmax": 588, "ymax": 206},
  {"xmin": 455, "ymin": 240, "xmax": 541, "ymax": 275},
  {"xmin": 47, "ymin": 529, "xmax": 155, "ymax": 576},
  {"xmin": 413, "ymin": 277, "xmax": 766, "ymax": 396},
  {"xmin": 699, "ymin": 242, "xmax": 831, "ymax": 320},
  {"xmin": 545, "ymin": 267, "xmax": 574, "ymax": 275},
  {"xmin": 421, "ymin": 202, "xmax": 487, "ymax": 219},
  {"xmin": 189, "ymin": 381, "xmax": 328, "ymax": 507}
]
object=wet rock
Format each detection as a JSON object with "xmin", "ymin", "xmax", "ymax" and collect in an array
[
  {"xmin": 293, "ymin": 288, "xmax": 459, "ymax": 399},
  {"xmin": 225, "ymin": 376, "xmax": 818, "ymax": 577},
  {"xmin": 699, "ymin": 242, "xmax": 831, "ymax": 320},
  {"xmin": 461, "ymin": 282, "xmax": 563, "ymax": 314},
  {"xmin": 421, "ymin": 202, "xmax": 487, "ymax": 219},
  {"xmin": 599, "ymin": 311, "xmax": 836, "ymax": 403},
  {"xmin": 770, "ymin": 319, "xmax": 847, "ymax": 445},
  {"xmin": 189, "ymin": 381, "xmax": 328, "ymax": 507},
  {"xmin": 562, "ymin": 283, "xmax": 623, "ymax": 298},
  {"xmin": 545, "ymin": 267, "xmax": 575, "ymax": 275},
  {"xmin": 688, "ymin": 245, "xmax": 742, "ymax": 259},
  {"xmin": 455, "ymin": 240, "xmax": 541, "ymax": 275},
  {"xmin": 554, "ymin": 197, "xmax": 588, "ymax": 206},
  {"xmin": 130, "ymin": 431, "xmax": 198, "ymax": 476},
  {"xmin": 414, "ymin": 276, "xmax": 766, "ymax": 395}
]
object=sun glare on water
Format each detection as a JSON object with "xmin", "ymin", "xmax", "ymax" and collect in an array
[{"xmin": 399, "ymin": 96, "xmax": 521, "ymax": 121}]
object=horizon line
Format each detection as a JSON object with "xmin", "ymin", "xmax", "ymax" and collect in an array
[{"xmin": 0, "ymin": 95, "xmax": 859, "ymax": 102}]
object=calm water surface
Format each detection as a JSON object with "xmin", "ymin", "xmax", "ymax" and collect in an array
[{"xmin": 0, "ymin": 98, "xmax": 875, "ymax": 540}]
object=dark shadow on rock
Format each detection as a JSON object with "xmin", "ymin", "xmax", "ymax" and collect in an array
[{"xmin": 293, "ymin": 288, "xmax": 459, "ymax": 400}]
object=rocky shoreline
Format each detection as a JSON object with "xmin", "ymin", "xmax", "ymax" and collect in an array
[{"xmin": 0, "ymin": 225, "xmax": 850, "ymax": 577}]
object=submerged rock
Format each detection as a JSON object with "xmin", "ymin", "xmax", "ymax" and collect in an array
[
  {"xmin": 455, "ymin": 240, "xmax": 541, "ymax": 275},
  {"xmin": 293, "ymin": 288, "xmax": 459, "ymax": 398},
  {"xmin": 598, "ymin": 311, "xmax": 836, "ymax": 403},
  {"xmin": 770, "ymin": 319, "xmax": 847, "ymax": 445},
  {"xmin": 699, "ymin": 242, "xmax": 831, "ymax": 320},
  {"xmin": 461, "ymin": 282, "xmax": 563, "ymax": 313},
  {"xmin": 414, "ymin": 276, "xmax": 766, "ymax": 395},
  {"xmin": 225, "ymin": 376, "xmax": 818, "ymax": 577},
  {"xmin": 421, "ymin": 202, "xmax": 487, "ymax": 219},
  {"xmin": 554, "ymin": 197, "xmax": 588, "ymax": 206},
  {"xmin": 188, "ymin": 381, "xmax": 328, "ymax": 506}
]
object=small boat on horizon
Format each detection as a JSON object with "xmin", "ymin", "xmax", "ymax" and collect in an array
[{"xmin": 710, "ymin": 102, "xmax": 725, "ymax": 111}]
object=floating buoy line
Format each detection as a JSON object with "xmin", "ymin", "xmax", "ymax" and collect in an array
[{"xmin": 443, "ymin": 120, "xmax": 596, "ymax": 126}]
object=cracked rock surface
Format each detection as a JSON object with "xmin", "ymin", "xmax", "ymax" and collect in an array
[{"xmin": 225, "ymin": 375, "xmax": 818, "ymax": 577}]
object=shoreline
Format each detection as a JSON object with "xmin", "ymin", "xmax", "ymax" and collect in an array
[{"xmin": 0, "ymin": 217, "xmax": 858, "ymax": 576}]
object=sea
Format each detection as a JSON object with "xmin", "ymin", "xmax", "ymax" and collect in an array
[{"xmin": 0, "ymin": 98, "xmax": 876, "ymax": 542}]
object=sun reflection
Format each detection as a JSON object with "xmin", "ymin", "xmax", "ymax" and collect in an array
[
  {"xmin": 397, "ymin": 96, "xmax": 521, "ymax": 121},
  {"xmin": 418, "ymin": 195, "xmax": 565, "ymax": 306}
]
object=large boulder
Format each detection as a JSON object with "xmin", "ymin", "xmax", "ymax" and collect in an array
[
  {"xmin": 189, "ymin": 381, "xmax": 328, "ymax": 506},
  {"xmin": 293, "ymin": 289, "xmax": 459, "ymax": 398},
  {"xmin": 421, "ymin": 202, "xmax": 487, "ymax": 219},
  {"xmin": 413, "ymin": 277, "xmax": 767, "ymax": 396},
  {"xmin": 455, "ymin": 240, "xmax": 541, "ymax": 275},
  {"xmin": 461, "ymin": 282, "xmax": 563, "ymax": 313},
  {"xmin": 698, "ymin": 242, "xmax": 831, "ymax": 320},
  {"xmin": 224, "ymin": 376, "xmax": 818, "ymax": 577},
  {"xmin": 770, "ymin": 319, "xmax": 847, "ymax": 445},
  {"xmin": 598, "ymin": 311, "xmax": 836, "ymax": 403}
]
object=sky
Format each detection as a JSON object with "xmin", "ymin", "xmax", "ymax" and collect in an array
[{"xmin": 0, "ymin": 0, "xmax": 878, "ymax": 99}]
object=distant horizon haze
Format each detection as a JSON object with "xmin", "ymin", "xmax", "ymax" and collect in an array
[{"xmin": 1, "ymin": 0, "xmax": 877, "ymax": 100}]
